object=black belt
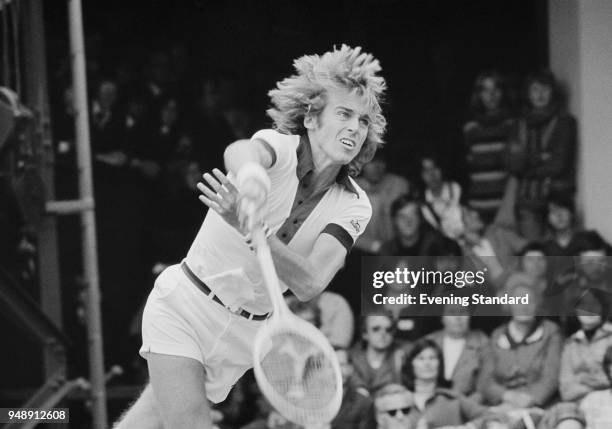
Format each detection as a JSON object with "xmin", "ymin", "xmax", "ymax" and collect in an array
[{"xmin": 180, "ymin": 262, "xmax": 270, "ymax": 321}]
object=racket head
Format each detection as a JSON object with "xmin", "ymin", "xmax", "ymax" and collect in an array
[{"xmin": 253, "ymin": 314, "xmax": 343, "ymax": 426}]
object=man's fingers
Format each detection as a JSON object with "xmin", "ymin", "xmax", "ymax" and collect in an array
[
  {"xmin": 198, "ymin": 195, "xmax": 222, "ymax": 213},
  {"xmin": 212, "ymin": 168, "xmax": 238, "ymax": 193},
  {"xmin": 202, "ymin": 173, "xmax": 222, "ymax": 192}
]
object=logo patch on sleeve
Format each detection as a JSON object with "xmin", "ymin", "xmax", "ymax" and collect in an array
[{"xmin": 350, "ymin": 219, "xmax": 360, "ymax": 233}]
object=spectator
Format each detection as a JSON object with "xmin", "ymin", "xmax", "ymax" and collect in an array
[
  {"xmin": 356, "ymin": 151, "xmax": 410, "ymax": 254},
  {"xmin": 463, "ymin": 71, "xmax": 515, "ymax": 225},
  {"xmin": 459, "ymin": 205, "xmax": 526, "ymax": 287},
  {"xmin": 579, "ymin": 344, "xmax": 612, "ymax": 429},
  {"xmin": 379, "ymin": 194, "xmax": 445, "ymax": 260},
  {"xmin": 91, "ymin": 79, "xmax": 125, "ymax": 159},
  {"xmin": 419, "ymin": 154, "xmax": 464, "ymax": 239},
  {"xmin": 505, "ymin": 70, "xmax": 577, "ymax": 241},
  {"xmin": 478, "ymin": 285, "xmax": 563, "ymax": 408},
  {"xmin": 560, "ymin": 292, "xmax": 612, "ymax": 402},
  {"xmin": 317, "ymin": 291, "xmax": 355, "ymax": 348},
  {"xmin": 373, "ymin": 384, "xmax": 419, "ymax": 429},
  {"xmin": 427, "ymin": 302, "xmax": 489, "ymax": 402},
  {"xmin": 350, "ymin": 314, "xmax": 407, "ymax": 394},
  {"xmin": 402, "ymin": 338, "xmax": 486, "ymax": 428},
  {"xmin": 549, "ymin": 231, "xmax": 612, "ymax": 330},
  {"xmin": 502, "ymin": 243, "xmax": 549, "ymax": 304},
  {"xmin": 542, "ymin": 193, "xmax": 581, "ymax": 257},
  {"xmin": 331, "ymin": 347, "xmax": 376, "ymax": 429}
]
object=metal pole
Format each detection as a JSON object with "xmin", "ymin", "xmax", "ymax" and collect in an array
[{"xmin": 67, "ymin": 0, "xmax": 108, "ymax": 427}]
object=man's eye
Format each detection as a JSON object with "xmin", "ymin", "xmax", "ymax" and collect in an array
[
  {"xmin": 338, "ymin": 110, "xmax": 350, "ymax": 119},
  {"xmin": 360, "ymin": 118, "xmax": 370, "ymax": 127}
]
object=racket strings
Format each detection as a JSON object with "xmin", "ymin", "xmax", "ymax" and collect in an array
[{"xmin": 258, "ymin": 331, "xmax": 339, "ymax": 411}]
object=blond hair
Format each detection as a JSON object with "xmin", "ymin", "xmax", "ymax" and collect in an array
[{"xmin": 267, "ymin": 45, "xmax": 387, "ymax": 176}]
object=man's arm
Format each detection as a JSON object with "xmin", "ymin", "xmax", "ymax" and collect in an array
[
  {"xmin": 268, "ymin": 232, "xmax": 346, "ymax": 301},
  {"xmin": 199, "ymin": 137, "xmax": 348, "ymax": 301}
]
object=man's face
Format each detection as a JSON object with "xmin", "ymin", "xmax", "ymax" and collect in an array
[
  {"xmin": 509, "ymin": 286, "xmax": 538, "ymax": 322},
  {"xmin": 548, "ymin": 203, "xmax": 572, "ymax": 231},
  {"xmin": 528, "ymin": 82, "xmax": 553, "ymax": 110},
  {"xmin": 394, "ymin": 204, "xmax": 421, "ymax": 239},
  {"xmin": 480, "ymin": 77, "xmax": 502, "ymax": 112},
  {"xmin": 579, "ymin": 250, "xmax": 608, "ymax": 281},
  {"xmin": 375, "ymin": 392, "xmax": 413, "ymax": 429},
  {"xmin": 363, "ymin": 316, "xmax": 394, "ymax": 352},
  {"xmin": 305, "ymin": 87, "xmax": 370, "ymax": 167},
  {"xmin": 421, "ymin": 158, "xmax": 442, "ymax": 189},
  {"xmin": 522, "ymin": 251, "xmax": 547, "ymax": 279},
  {"xmin": 442, "ymin": 305, "xmax": 470, "ymax": 338}
]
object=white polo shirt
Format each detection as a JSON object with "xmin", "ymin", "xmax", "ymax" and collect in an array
[{"xmin": 184, "ymin": 129, "xmax": 372, "ymax": 314}]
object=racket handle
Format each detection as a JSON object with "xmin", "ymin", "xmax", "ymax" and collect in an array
[{"xmin": 252, "ymin": 226, "xmax": 287, "ymax": 316}]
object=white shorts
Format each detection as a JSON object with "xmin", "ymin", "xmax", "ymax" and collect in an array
[{"xmin": 139, "ymin": 263, "xmax": 266, "ymax": 403}]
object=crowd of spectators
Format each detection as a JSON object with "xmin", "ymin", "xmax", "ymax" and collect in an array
[{"xmin": 1, "ymin": 38, "xmax": 612, "ymax": 428}]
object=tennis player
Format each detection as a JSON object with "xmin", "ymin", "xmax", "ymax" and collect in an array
[{"xmin": 114, "ymin": 44, "xmax": 386, "ymax": 429}]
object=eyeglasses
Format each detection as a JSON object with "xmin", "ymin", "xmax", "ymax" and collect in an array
[
  {"xmin": 371, "ymin": 325, "xmax": 393, "ymax": 333},
  {"xmin": 384, "ymin": 407, "xmax": 412, "ymax": 417}
]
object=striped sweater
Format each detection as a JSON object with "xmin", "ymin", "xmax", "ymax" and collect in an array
[{"xmin": 463, "ymin": 115, "xmax": 514, "ymax": 223}]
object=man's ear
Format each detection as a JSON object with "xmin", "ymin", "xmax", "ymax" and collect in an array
[{"xmin": 304, "ymin": 113, "xmax": 317, "ymax": 131}]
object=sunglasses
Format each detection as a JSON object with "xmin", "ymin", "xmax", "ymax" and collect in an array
[
  {"xmin": 371, "ymin": 325, "xmax": 393, "ymax": 333},
  {"xmin": 384, "ymin": 406, "xmax": 412, "ymax": 417}
]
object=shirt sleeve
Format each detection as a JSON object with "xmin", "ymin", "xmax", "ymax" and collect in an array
[
  {"xmin": 251, "ymin": 129, "xmax": 295, "ymax": 174},
  {"xmin": 321, "ymin": 189, "xmax": 372, "ymax": 254}
]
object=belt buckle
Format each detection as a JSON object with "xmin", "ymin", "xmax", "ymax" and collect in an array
[{"xmin": 226, "ymin": 303, "xmax": 244, "ymax": 317}]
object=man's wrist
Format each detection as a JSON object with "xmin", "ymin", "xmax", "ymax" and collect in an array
[
  {"xmin": 244, "ymin": 222, "xmax": 273, "ymax": 251},
  {"xmin": 236, "ymin": 162, "xmax": 271, "ymax": 193}
]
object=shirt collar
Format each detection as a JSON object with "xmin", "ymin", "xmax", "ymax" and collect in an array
[{"xmin": 296, "ymin": 134, "xmax": 359, "ymax": 196}]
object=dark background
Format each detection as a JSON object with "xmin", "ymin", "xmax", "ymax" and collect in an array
[{"xmin": 44, "ymin": 0, "xmax": 548, "ymax": 178}]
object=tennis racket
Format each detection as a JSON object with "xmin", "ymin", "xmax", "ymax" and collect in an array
[{"xmin": 251, "ymin": 225, "xmax": 343, "ymax": 427}]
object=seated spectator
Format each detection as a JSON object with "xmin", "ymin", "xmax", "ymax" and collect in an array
[
  {"xmin": 478, "ymin": 285, "xmax": 562, "ymax": 408},
  {"xmin": 373, "ymin": 384, "xmax": 419, "ymax": 429},
  {"xmin": 317, "ymin": 291, "xmax": 355, "ymax": 348},
  {"xmin": 286, "ymin": 295, "xmax": 322, "ymax": 328},
  {"xmin": 379, "ymin": 194, "xmax": 445, "ymax": 260},
  {"xmin": 427, "ymin": 303, "xmax": 489, "ymax": 402},
  {"xmin": 548, "ymin": 231, "xmax": 612, "ymax": 331},
  {"xmin": 463, "ymin": 71, "xmax": 515, "ymax": 225},
  {"xmin": 331, "ymin": 347, "xmax": 376, "ymax": 429},
  {"xmin": 505, "ymin": 70, "xmax": 576, "ymax": 241},
  {"xmin": 460, "ymin": 205, "xmax": 527, "ymax": 287},
  {"xmin": 542, "ymin": 193, "xmax": 581, "ymax": 257},
  {"xmin": 420, "ymin": 154, "xmax": 464, "ymax": 239},
  {"xmin": 580, "ymin": 344, "xmax": 612, "ymax": 429},
  {"xmin": 286, "ymin": 292, "xmax": 354, "ymax": 348},
  {"xmin": 502, "ymin": 243, "xmax": 549, "ymax": 305},
  {"xmin": 401, "ymin": 338, "xmax": 486, "ymax": 428},
  {"xmin": 560, "ymin": 292, "xmax": 612, "ymax": 402},
  {"xmin": 356, "ymin": 151, "xmax": 410, "ymax": 254},
  {"xmin": 539, "ymin": 402, "xmax": 586, "ymax": 429},
  {"xmin": 350, "ymin": 314, "xmax": 407, "ymax": 394}
]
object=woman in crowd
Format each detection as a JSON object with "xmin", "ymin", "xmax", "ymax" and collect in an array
[
  {"xmin": 402, "ymin": 338, "xmax": 486, "ymax": 428},
  {"xmin": 560, "ymin": 291, "xmax": 612, "ymax": 403},
  {"xmin": 463, "ymin": 71, "xmax": 515, "ymax": 225},
  {"xmin": 478, "ymin": 284, "xmax": 563, "ymax": 408},
  {"xmin": 505, "ymin": 70, "xmax": 577, "ymax": 241},
  {"xmin": 427, "ymin": 303, "xmax": 489, "ymax": 402}
]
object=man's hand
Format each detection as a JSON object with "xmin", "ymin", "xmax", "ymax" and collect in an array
[{"xmin": 198, "ymin": 168, "xmax": 244, "ymax": 233}]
